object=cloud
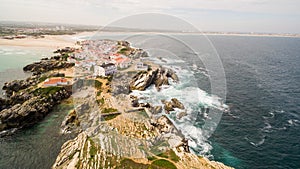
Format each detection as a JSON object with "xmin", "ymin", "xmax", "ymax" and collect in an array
[{"xmin": 0, "ymin": 0, "xmax": 299, "ymax": 33}]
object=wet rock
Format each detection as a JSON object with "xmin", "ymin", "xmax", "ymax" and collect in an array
[
  {"xmin": 0, "ymin": 98, "xmax": 9, "ymax": 111},
  {"xmin": 171, "ymin": 98, "xmax": 185, "ymax": 109},
  {"xmin": 139, "ymin": 102, "xmax": 151, "ymax": 108},
  {"xmin": 61, "ymin": 109, "xmax": 80, "ymax": 134},
  {"xmin": 154, "ymin": 115, "xmax": 174, "ymax": 133},
  {"xmin": 176, "ymin": 111, "xmax": 187, "ymax": 119},
  {"xmin": 132, "ymin": 48, "xmax": 149, "ymax": 58},
  {"xmin": 23, "ymin": 60, "xmax": 74, "ymax": 73},
  {"xmin": 150, "ymin": 106, "xmax": 162, "ymax": 114},
  {"xmin": 129, "ymin": 67, "xmax": 179, "ymax": 91},
  {"xmin": 153, "ymin": 68, "xmax": 169, "ymax": 90},
  {"xmin": 0, "ymin": 87, "xmax": 71, "ymax": 132},
  {"xmin": 175, "ymin": 138, "xmax": 190, "ymax": 153},
  {"xmin": 2, "ymin": 76, "xmax": 40, "ymax": 97},
  {"xmin": 162, "ymin": 100, "xmax": 175, "ymax": 113},
  {"xmin": 129, "ymin": 69, "xmax": 158, "ymax": 91},
  {"xmin": 162, "ymin": 98, "xmax": 185, "ymax": 113}
]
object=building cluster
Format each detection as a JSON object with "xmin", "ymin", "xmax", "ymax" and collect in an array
[
  {"xmin": 43, "ymin": 40, "xmax": 148, "ymax": 87},
  {"xmin": 69, "ymin": 40, "xmax": 148, "ymax": 77}
]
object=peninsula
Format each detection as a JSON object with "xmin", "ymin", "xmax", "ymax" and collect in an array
[{"xmin": 0, "ymin": 38, "xmax": 233, "ymax": 169}]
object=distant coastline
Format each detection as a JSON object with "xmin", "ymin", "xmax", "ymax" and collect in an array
[{"xmin": 0, "ymin": 31, "xmax": 96, "ymax": 49}]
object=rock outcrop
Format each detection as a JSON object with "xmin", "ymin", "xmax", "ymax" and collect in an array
[
  {"xmin": 0, "ymin": 98, "xmax": 9, "ymax": 112},
  {"xmin": 61, "ymin": 109, "xmax": 80, "ymax": 134},
  {"xmin": 129, "ymin": 67, "xmax": 179, "ymax": 91},
  {"xmin": 2, "ymin": 71, "xmax": 67, "ymax": 99},
  {"xmin": 23, "ymin": 60, "xmax": 74, "ymax": 73},
  {"xmin": 0, "ymin": 87, "xmax": 71, "ymax": 131},
  {"xmin": 2, "ymin": 75, "xmax": 40, "ymax": 97},
  {"xmin": 162, "ymin": 98, "xmax": 185, "ymax": 114},
  {"xmin": 129, "ymin": 70, "xmax": 158, "ymax": 91}
]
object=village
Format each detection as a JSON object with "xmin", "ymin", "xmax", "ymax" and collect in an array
[{"xmin": 41, "ymin": 39, "xmax": 149, "ymax": 87}]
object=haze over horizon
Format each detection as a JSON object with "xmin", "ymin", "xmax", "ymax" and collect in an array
[{"xmin": 0, "ymin": 0, "xmax": 299, "ymax": 34}]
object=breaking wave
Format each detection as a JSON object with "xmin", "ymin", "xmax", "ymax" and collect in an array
[{"xmin": 131, "ymin": 65, "xmax": 228, "ymax": 156}]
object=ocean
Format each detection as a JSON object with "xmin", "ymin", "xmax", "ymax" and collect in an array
[{"xmin": 0, "ymin": 35, "xmax": 299, "ymax": 169}]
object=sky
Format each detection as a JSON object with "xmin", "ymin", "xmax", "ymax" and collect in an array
[{"xmin": 0, "ymin": 0, "xmax": 299, "ymax": 34}]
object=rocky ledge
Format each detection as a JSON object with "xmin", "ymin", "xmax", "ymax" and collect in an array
[
  {"xmin": 23, "ymin": 60, "xmax": 74, "ymax": 73},
  {"xmin": 0, "ymin": 86, "xmax": 71, "ymax": 132}
]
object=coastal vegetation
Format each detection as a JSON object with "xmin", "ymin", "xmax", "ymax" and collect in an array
[
  {"xmin": 151, "ymin": 159, "xmax": 177, "ymax": 169},
  {"xmin": 101, "ymin": 107, "xmax": 118, "ymax": 114},
  {"xmin": 33, "ymin": 86, "xmax": 62, "ymax": 96}
]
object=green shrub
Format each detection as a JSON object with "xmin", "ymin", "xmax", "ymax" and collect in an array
[
  {"xmin": 103, "ymin": 114, "xmax": 120, "ymax": 121},
  {"xmin": 101, "ymin": 107, "xmax": 118, "ymax": 114},
  {"xmin": 147, "ymin": 156, "xmax": 157, "ymax": 161},
  {"xmin": 33, "ymin": 86, "xmax": 62, "ymax": 96},
  {"xmin": 157, "ymin": 150, "xmax": 180, "ymax": 162},
  {"xmin": 97, "ymin": 98, "xmax": 104, "ymax": 105},
  {"xmin": 39, "ymin": 75, "xmax": 48, "ymax": 82},
  {"xmin": 88, "ymin": 138, "xmax": 97, "ymax": 158},
  {"xmin": 157, "ymin": 152, "xmax": 169, "ymax": 158},
  {"xmin": 117, "ymin": 158, "xmax": 149, "ymax": 169},
  {"xmin": 169, "ymin": 150, "xmax": 180, "ymax": 162},
  {"xmin": 151, "ymin": 159, "xmax": 177, "ymax": 169}
]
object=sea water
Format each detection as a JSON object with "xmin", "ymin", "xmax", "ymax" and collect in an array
[{"xmin": 0, "ymin": 46, "xmax": 75, "ymax": 168}]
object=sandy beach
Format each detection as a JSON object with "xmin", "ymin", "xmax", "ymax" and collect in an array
[{"xmin": 0, "ymin": 31, "xmax": 97, "ymax": 50}]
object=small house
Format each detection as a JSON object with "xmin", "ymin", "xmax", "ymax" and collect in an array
[
  {"xmin": 113, "ymin": 57, "xmax": 131, "ymax": 69},
  {"xmin": 43, "ymin": 78, "xmax": 69, "ymax": 87},
  {"xmin": 94, "ymin": 63, "xmax": 117, "ymax": 77}
]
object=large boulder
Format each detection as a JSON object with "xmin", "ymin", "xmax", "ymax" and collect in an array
[
  {"xmin": 162, "ymin": 98, "xmax": 185, "ymax": 114},
  {"xmin": 171, "ymin": 98, "xmax": 185, "ymax": 109},
  {"xmin": 129, "ymin": 69, "xmax": 158, "ymax": 91},
  {"xmin": 129, "ymin": 67, "xmax": 179, "ymax": 91}
]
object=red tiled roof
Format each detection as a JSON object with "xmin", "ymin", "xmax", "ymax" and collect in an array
[
  {"xmin": 44, "ymin": 78, "xmax": 68, "ymax": 85},
  {"xmin": 114, "ymin": 57, "xmax": 130, "ymax": 63}
]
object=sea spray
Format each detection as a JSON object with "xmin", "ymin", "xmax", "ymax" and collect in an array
[{"xmin": 131, "ymin": 64, "xmax": 228, "ymax": 157}]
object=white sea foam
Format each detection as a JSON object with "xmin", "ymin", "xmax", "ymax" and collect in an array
[
  {"xmin": 245, "ymin": 135, "xmax": 266, "ymax": 147},
  {"xmin": 15, "ymin": 51, "xmax": 28, "ymax": 55},
  {"xmin": 262, "ymin": 122, "xmax": 272, "ymax": 133},
  {"xmin": 131, "ymin": 65, "xmax": 228, "ymax": 156},
  {"xmin": 287, "ymin": 119, "xmax": 299, "ymax": 127},
  {"xmin": 263, "ymin": 111, "xmax": 275, "ymax": 119}
]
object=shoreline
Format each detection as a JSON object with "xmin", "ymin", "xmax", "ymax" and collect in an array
[{"xmin": 0, "ymin": 31, "xmax": 97, "ymax": 49}]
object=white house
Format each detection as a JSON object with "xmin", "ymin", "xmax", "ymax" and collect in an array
[
  {"xmin": 94, "ymin": 65, "xmax": 106, "ymax": 77},
  {"xmin": 94, "ymin": 63, "xmax": 117, "ymax": 77},
  {"xmin": 102, "ymin": 63, "xmax": 117, "ymax": 76}
]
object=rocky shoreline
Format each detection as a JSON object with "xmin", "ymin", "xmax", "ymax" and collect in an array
[
  {"xmin": 0, "ymin": 54, "xmax": 73, "ymax": 134},
  {"xmin": 0, "ymin": 39, "xmax": 233, "ymax": 169}
]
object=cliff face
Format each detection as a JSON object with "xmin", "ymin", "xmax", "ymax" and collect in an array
[
  {"xmin": 53, "ymin": 67, "xmax": 233, "ymax": 169},
  {"xmin": 53, "ymin": 131, "xmax": 233, "ymax": 169}
]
